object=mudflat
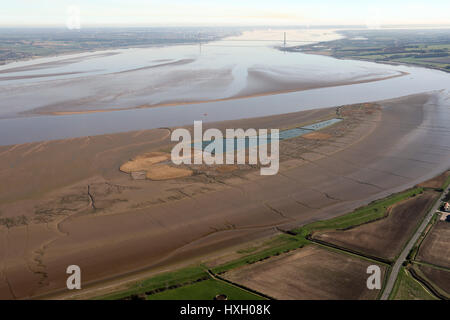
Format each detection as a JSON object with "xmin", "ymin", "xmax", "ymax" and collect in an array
[
  {"xmin": 418, "ymin": 171, "xmax": 450, "ymax": 189},
  {"xmin": 0, "ymin": 92, "xmax": 449, "ymax": 299},
  {"xmin": 34, "ymin": 70, "xmax": 406, "ymax": 116}
]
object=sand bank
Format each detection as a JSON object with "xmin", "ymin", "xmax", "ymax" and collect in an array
[{"xmin": 41, "ymin": 70, "xmax": 407, "ymax": 116}]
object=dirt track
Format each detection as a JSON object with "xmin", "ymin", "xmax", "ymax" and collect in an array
[{"xmin": 0, "ymin": 92, "xmax": 450, "ymax": 299}]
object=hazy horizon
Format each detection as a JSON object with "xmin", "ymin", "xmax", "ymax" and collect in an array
[
  {"xmin": 2, "ymin": 0, "xmax": 450, "ymax": 28},
  {"xmin": 1, "ymin": 24, "xmax": 450, "ymax": 29}
]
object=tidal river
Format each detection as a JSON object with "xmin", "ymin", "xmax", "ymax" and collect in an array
[{"xmin": 0, "ymin": 29, "xmax": 449, "ymax": 145}]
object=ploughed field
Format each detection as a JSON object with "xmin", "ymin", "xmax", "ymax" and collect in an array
[
  {"xmin": 414, "ymin": 264, "xmax": 450, "ymax": 297},
  {"xmin": 313, "ymin": 190, "xmax": 440, "ymax": 261},
  {"xmin": 223, "ymin": 245, "xmax": 385, "ymax": 300},
  {"xmin": 416, "ymin": 222, "xmax": 450, "ymax": 269}
]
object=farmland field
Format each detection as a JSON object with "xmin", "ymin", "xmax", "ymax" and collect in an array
[
  {"xmin": 146, "ymin": 279, "xmax": 264, "ymax": 300},
  {"xmin": 223, "ymin": 245, "xmax": 386, "ymax": 300},
  {"xmin": 295, "ymin": 29, "xmax": 450, "ymax": 72},
  {"xmin": 313, "ymin": 190, "xmax": 439, "ymax": 261},
  {"xmin": 416, "ymin": 222, "xmax": 450, "ymax": 269},
  {"xmin": 390, "ymin": 268, "xmax": 437, "ymax": 300},
  {"xmin": 414, "ymin": 264, "xmax": 450, "ymax": 298}
]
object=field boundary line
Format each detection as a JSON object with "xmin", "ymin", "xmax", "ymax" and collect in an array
[
  {"xmin": 408, "ymin": 267, "xmax": 447, "ymax": 300},
  {"xmin": 413, "ymin": 261, "xmax": 450, "ymax": 273},
  {"xmin": 307, "ymin": 236, "xmax": 392, "ymax": 265},
  {"xmin": 394, "ymin": 192, "xmax": 441, "ymax": 262},
  {"xmin": 381, "ymin": 184, "xmax": 450, "ymax": 300},
  {"xmin": 206, "ymin": 269, "xmax": 275, "ymax": 300}
]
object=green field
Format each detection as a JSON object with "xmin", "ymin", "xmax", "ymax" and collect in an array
[
  {"xmin": 443, "ymin": 175, "xmax": 450, "ymax": 190},
  {"xmin": 98, "ymin": 187, "xmax": 424, "ymax": 300},
  {"xmin": 390, "ymin": 268, "xmax": 437, "ymax": 300},
  {"xmin": 147, "ymin": 279, "xmax": 264, "ymax": 300},
  {"xmin": 99, "ymin": 266, "xmax": 208, "ymax": 300},
  {"xmin": 0, "ymin": 28, "xmax": 237, "ymax": 65},
  {"xmin": 211, "ymin": 234, "xmax": 307, "ymax": 274},
  {"xmin": 296, "ymin": 29, "xmax": 450, "ymax": 72}
]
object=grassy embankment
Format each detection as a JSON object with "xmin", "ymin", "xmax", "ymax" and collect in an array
[
  {"xmin": 147, "ymin": 279, "xmax": 264, "ymax": 300},
  {"xmin": 99, "ymin": 266, "xmax": 208, "ymax": 300},
  {"xmin": 442, "ymin": 174, "xmax": 450, "ymax": 191},
  {"xmin": 407, "ymin": 212, "xmax": 440, "ymax": 262},
  {"xmin": 100, "ymin": 187, "xmax": 423, "ymax": 300},
  {"xmin": 389, "ymin": 268, "xmax": 437, "ymax": 300}
]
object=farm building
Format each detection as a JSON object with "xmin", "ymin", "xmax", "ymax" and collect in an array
[
  {"xmin": 444, "ymin": 202, "xmax": 450, "ymax": 212},
  {"xmin": 440, "ymin": 212, "xmax": 450, "ymax": 222}
]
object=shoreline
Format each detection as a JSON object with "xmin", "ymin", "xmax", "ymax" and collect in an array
[
  {"xmin": 301, "ymin": 51, "xmax": 450, "ymax": 74},
  {"xmin": 285, "ymin": 28, "xmax": 450, "ymax": 74},
  {"xmin": 1, "ymin": 92, "xmax": 450, "ymax": 300},
  {"xmin": 0, "ymin": 27, "xmax": 342, "ymax": 68},
  {"xmin": 0, "ymin": 39, "xmax": 227, "ymax": 69}
]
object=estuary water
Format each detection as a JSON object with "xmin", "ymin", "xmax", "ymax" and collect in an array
[{"xmin": 0, "ymin": 29, "xmax": 449, "ymax": 146}]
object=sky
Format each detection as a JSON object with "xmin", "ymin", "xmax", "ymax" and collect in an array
[{"xmin": 1, "ymin": 0, "xmax": 450, "ymax": 27}]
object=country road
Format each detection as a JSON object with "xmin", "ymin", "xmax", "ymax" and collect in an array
[{"xmin": 381, "ymin": 185, "xmax": 450, "ymax": 300}]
